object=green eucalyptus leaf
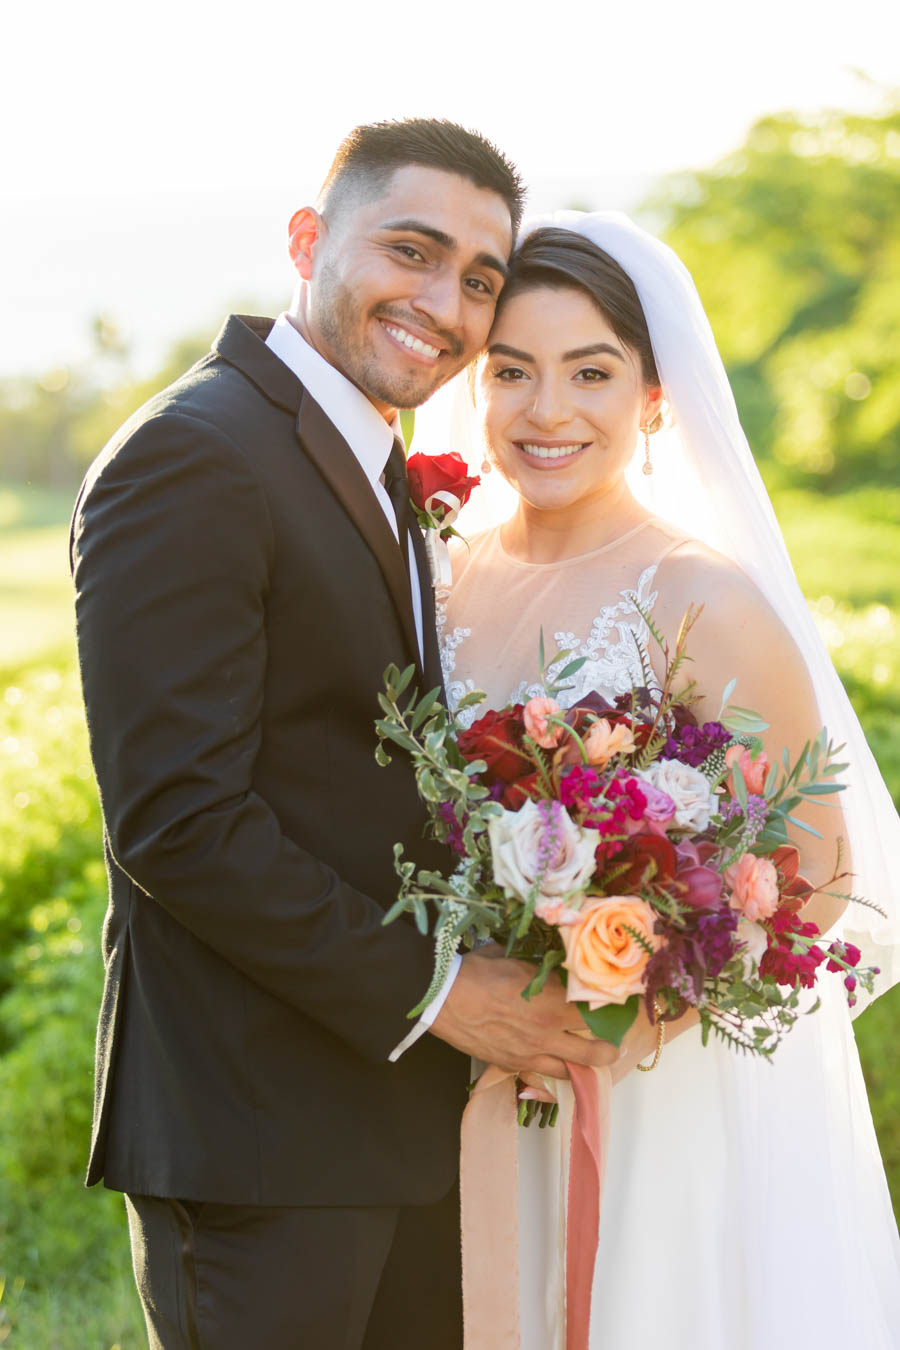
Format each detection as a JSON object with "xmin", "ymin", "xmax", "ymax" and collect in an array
[
  {"xmin": 410, "ymin": 688, "xmax": 442, "ymax": 730},
  {"xmin": 577, "ymin": 995, "xmax": 639, "ymax": 1048},
  {"xmin": 456, "ymin": 690, "xmax": 488, "ymax": 712},
  {"xmin": 556, "ymin": 657, "xmax": 588, "ymax": 680},
  {"xmin": 783, "ymin": 814, "xmax": 823, "ymax": 837},
  {"xmin": 731, "ymin": 759, "xmax": 749, "ymax": 812},
  {"xmin": 418, "ymin": 768, "xmax": 441, "ymax": 802},
  {"xmin": 393, "ymin": 664, "xmax": 416, "ymax": 696},
  {"xmin": 717, "ymin": 677, "xmax": 738, "ymax": 717},
  {"xmin": 424, "ymin": 729, "xmax": 446, "ymax": 758},
  {"xmin": 520, "ymin": 948, "xmax": 565, "ymax": 1001},
  {"xmin": 374, "ymin": 744, "xmax": 391, "ymax": 767}
]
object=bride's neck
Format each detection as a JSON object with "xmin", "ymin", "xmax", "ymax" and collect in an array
[{"xmin": 501, "ymin": 478, "xmax": 650, "ymax": 564}]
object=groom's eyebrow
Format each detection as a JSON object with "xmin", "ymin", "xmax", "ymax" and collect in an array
[{"xmin": 381, "ymin": 218, "xmax": 509, "ymax": 279}]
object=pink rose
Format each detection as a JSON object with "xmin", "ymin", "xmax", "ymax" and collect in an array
[
  {"xmin": 724, "ymin": 745, "xmax": 771, "ymax": 796},
  {"xmin": 559, "ymin": 894, "xmax": 660, "ymax": 1008},
  {"xmin": 535, "ymin": 899, "xmax": 583, "ymax": 926},
  {"xmin": 725, "ymin": 854, "xmax": 779, "ymax": 922},
  {"xmin": 523, "ymin": 697, "xmax": 564, "ymax": 750},
  {"xmin": 583, "ymin": 718, "xmax": 636, "ymax": 768}
]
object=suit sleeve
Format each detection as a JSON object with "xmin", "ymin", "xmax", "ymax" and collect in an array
[{"xmin": 71, "ymin": 410, "xmax": 437, "ymax": 1062}]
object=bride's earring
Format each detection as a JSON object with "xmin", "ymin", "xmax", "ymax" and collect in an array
[
  {"xmin": 641, "ymin": 426, "xmax": 653, "ymax": 476},
  {"xmin": 480, "ymin": 456, "xmax": 492, "ymax": 475}
]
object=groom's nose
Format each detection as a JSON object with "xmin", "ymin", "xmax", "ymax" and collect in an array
[{"xmin": 409, "ymin": 266, "xmax": 464, "ymax": 338}]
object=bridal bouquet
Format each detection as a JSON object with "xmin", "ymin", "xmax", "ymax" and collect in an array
[{"xmin": 375, "ymin": 608, "xmax": 881, "ymax": 1068}]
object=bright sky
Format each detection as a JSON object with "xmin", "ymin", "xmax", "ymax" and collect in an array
[{"xmin": 3, "ymin": 0, "xmax": 897, "ymax": 378}]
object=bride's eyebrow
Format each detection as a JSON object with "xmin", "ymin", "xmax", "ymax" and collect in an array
[
  {"xmin": 562, "ymin": 342, "xmax": 625, "ymax": 362},
  {"xmin": 487, "ymin": 343, "xmax": 534, "ymax": 360},
  {"xmin": 487, "ymin": 341, "xmax": 626, "ymax": 363}
]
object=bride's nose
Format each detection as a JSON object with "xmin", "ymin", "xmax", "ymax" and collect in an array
[{"xmin": 528, "ymin": 375, "xmax": 569, "ymax": 429}]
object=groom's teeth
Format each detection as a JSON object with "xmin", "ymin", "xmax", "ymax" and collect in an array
[
  {"xmin": 520, "ymin": 443, "xmax": 583, "ymax": 460},
  {"xmin": 383, "ymin": 323, "xmax": 441, "ymax": 359}
]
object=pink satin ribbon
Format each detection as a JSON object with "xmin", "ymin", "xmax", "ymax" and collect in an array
[{"xmin": 460, "ymin": 1063, "xmax": 612, "ymax": 1350}]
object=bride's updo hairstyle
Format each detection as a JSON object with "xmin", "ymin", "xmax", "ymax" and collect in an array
[{"xmin": 492, "ymin": 226, "xmax": 664, "ymax": 430}]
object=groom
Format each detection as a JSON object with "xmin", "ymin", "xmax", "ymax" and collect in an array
[{"xmin": 71, "ymin": 118, "xmax": 616, "ymax": 1349}]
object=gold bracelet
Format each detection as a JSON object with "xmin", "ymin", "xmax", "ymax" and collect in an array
[{"xmin": 636, "ymin": 999, "xmax": 666, "ymax": 1072}]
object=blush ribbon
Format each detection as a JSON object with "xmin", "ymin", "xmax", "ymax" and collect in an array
[{"xmin": 460, "ymin": 1062, "xmax": 612, "ymax": 1350}]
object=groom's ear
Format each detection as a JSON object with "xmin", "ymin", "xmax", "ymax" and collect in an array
[{"xmin": 288, "ymin": 207, "xmax": 326, "ymax": 281}]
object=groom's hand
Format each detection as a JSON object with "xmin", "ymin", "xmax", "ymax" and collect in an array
[{"xmin": 428, "ymin": 945, "xmax": 618, "ymax": 1078}]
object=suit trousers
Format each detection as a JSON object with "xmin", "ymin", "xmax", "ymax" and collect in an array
[{"xmin": 124, "ymin": 1182, "xmax": 463, "ymax": 1350}]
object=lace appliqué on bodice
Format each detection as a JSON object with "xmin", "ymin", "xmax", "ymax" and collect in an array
[
  {"xmin": 436, "ymin": 605, "xmax": 478, "ymax": 719},
  {"xmin": 440, "ymin": 563, "xmax": 661, "ymax": 728}
]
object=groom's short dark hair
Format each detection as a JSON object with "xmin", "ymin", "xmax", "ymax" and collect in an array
[{"xmin": 319, "ymin": 118, "xmax": 525, "ymax": 235}]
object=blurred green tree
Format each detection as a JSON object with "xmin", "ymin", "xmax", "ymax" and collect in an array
[{"xmin": 652, "ymin": 100, "xmax": 900, "ymax": 489}]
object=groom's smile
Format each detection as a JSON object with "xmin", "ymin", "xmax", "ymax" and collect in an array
[
  {"xmin": 377, "ymin": 317, "xmax": 447, "ymax": 365},
  {"xmin": 290, "ymin": 164, "xmax": 513, "ymax": 417}
]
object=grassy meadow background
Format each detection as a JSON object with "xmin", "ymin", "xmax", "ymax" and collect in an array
[{"xmin": 1, "ymin": 105, "xmax": 899, "ymax": 1346}]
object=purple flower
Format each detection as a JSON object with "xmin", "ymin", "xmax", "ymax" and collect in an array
[
  {"xmin": 663, "ymin": 720, "xmax": 732, "ymax": 768},
  {"xmin": 437, "ymin": 800, "xmax": 467, "ymax": 855},
  {"xmin": 693, "ymin": 905, "xmax": 739, "ymax": 977}
]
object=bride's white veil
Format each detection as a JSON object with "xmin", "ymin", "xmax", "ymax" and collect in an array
[{"xmin": 412, "ymin": 209, "xmax": 899, "ymax": 1011}]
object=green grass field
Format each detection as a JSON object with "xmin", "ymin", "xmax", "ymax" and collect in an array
[{"xmin": 0, "ymin": 479, "xmax": 897, "ymax": 1348}]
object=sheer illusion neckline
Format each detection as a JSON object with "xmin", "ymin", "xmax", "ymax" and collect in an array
[{"xmin": 495, "ymin": 516, "xmax": 655, "ymax": 570}]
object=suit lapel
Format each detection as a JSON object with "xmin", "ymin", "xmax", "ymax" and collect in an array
[
  {"xmin": 295, "ymin": 390, "xmax": 422, "ymax": 675},
  {"xmin": 215, "ymin": 314, "xmax": 425, "ymax": 680}
]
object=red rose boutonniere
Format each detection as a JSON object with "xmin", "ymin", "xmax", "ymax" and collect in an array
[
  {"xmin": 406, "ymin": 451, "xmax": 480, "ymax": 540},
  {"xmin": 405, "ymin": 451, "xmax": 481, "ymax": 590}
]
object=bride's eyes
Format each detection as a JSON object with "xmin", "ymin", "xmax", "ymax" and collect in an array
[
  {"xmin": 575, "ymin": 367, "xmax": 612, "ymax": 383},
  {"xmin": 492, "ymin": 365, "xmax": 529, "ymax": 382}
]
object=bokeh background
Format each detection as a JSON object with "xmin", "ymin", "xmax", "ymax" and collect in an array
[{"xmin": 2, "ymin": 2, "xmax": 898, "ymax": 1344}]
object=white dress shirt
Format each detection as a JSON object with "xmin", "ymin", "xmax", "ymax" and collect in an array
[{"xmin": 264, "ymin": 314, "xmax": 460, "ymax": 1060}]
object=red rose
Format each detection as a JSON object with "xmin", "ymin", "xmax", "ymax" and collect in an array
[
  {"xmin": 501, "ymin": 772, "xmax": 543, "ymax": 811},
  {"xmin": 617, "ymin": 833, "xmax": 678, "ymax": 890},
  {"xmin": 456, "ymin": 705, "xmax": 533, "ymax": 786},
  {"xmin": 406, "ymin": 452, "xmax": 480, "ymax": 513}
]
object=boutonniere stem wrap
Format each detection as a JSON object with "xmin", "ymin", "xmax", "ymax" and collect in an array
[{"xmin": 406, "ymin": 451, "xmax": 481, "ymax": 591}]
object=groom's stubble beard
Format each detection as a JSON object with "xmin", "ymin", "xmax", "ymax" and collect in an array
[{"xmin": 313, "ymin": 256, "xmax": 467, "ymax": 411}]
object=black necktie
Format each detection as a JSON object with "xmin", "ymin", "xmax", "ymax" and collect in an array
[{"xmin": 383, "ymin": 438, "xmax": 412, "ymax": 578}]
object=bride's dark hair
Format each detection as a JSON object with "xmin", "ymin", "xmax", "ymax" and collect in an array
[{"xmin": 496, "ymin": 227, "xmax": 661, "ymax": 391}]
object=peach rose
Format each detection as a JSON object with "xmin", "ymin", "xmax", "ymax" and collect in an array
[
  {"xmin": 523, "ymin": 697, "xmax": 564, "ymax": 750},
  {"xmin": 724, "ymin": 744, "xmax": 771, "ymax": 796},
  {"xmin": 725, "ymin": 854, "xmax": 779, "ymax": 922},
  {"xmin": 583, "ymin": 718, "xmax": 636, "ymax": 768},
  {"xmin": 559, "ymin": 894, "xmax": 660, "ymax": 1008}
]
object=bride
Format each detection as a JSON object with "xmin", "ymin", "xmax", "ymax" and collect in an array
[{"xmin": 413, "ymin": 213, "xmax": 900, "ymax": 1348}]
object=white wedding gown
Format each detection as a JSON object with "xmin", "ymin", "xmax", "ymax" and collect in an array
[{"xmin": 441, "ymin": 518, "xmax": 900, "ymax": 1349}]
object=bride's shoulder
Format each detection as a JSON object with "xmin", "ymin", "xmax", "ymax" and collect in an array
[
  {"xmin": 652, "ymin": 534, "xmax": 801, "ymax": 671},
  {"xmin": 653, "ymin": 534, "xmax": 785, "ymax": 632}
]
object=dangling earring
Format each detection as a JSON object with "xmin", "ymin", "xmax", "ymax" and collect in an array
[
  {"xmin": 480, "ymin": 456, "xmax": 492, "ymax": 475},
  {"xmin": 641, "ymin": 426, "xmax": 653, "ymax": 476}
]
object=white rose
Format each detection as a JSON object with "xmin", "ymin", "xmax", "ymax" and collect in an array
[
  {"xmin": 737, "ymin": 918, "xmax": 769, "ymax": 977},
  {"xmin": 636, "ymin": 759, "xmax": 717, "ymax": 834},
  {"xmin": 488, "ymin": 799, "xmax": 598, "ymax": 906}
]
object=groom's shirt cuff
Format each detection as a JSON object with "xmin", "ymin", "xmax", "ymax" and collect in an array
[{"xmin": 387, "ymin": 953, "xmax": 462, "ymax": 1061}]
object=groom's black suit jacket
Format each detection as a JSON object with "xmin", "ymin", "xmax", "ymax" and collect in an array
[{"xmin": 70, "ymin": 315, "xmax": 468, "ymax": 1206}]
